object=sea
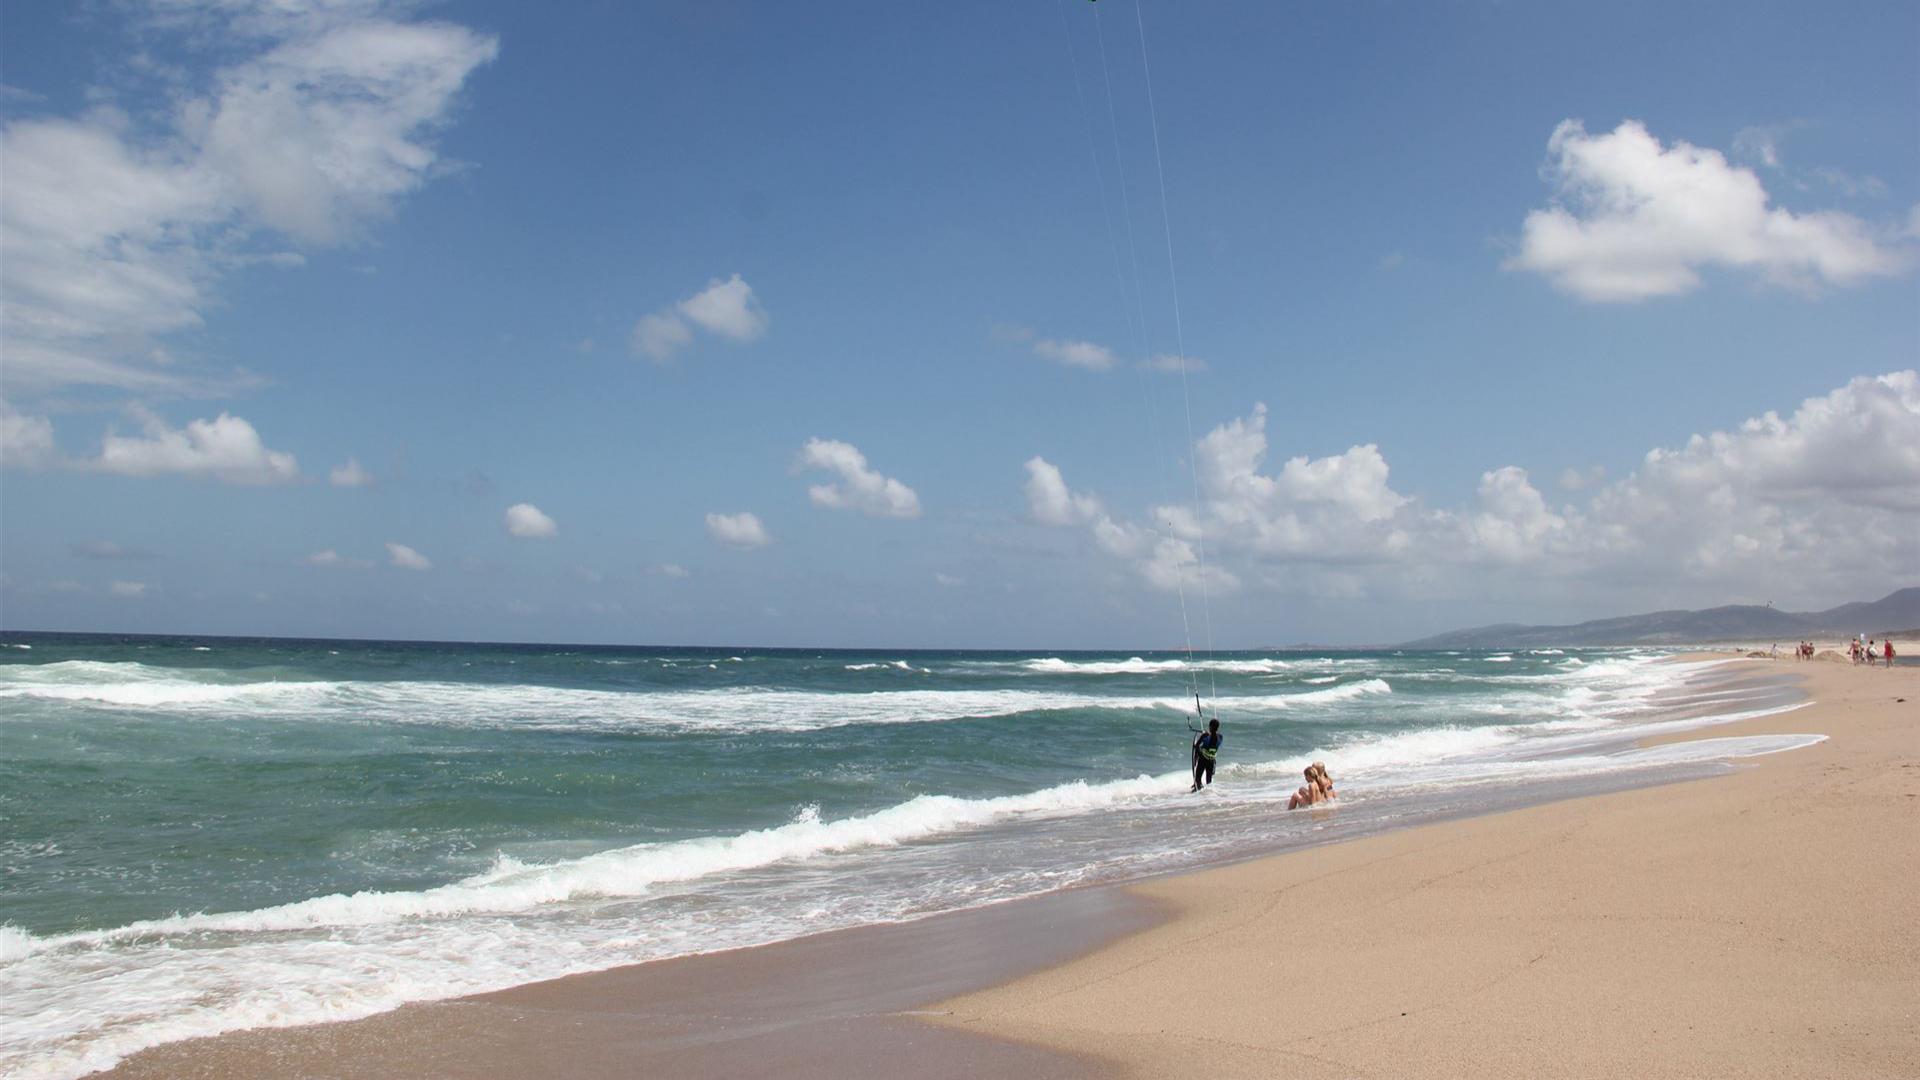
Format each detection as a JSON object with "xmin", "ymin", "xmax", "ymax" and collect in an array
[{"xmin": 0, "ymin": 632, "xmax": 1817, "ymax": 1078}]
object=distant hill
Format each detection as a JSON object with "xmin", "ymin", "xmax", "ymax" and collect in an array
[{"xmin": 1401, "ymin": 587, "xmax": 1920, "ymax": 648}]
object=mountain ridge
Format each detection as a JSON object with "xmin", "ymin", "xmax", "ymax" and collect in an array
[{"xmin": 1400, "ymin": 587, "xmax": 1920, "ymax": 648}]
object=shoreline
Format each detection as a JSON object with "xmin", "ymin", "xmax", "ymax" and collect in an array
[
  {"xmin": 933, "ymin": 655, "xmax": 1917, "ymax": 1078},
  {"xmin": 85, "ymin": 653, "xmax": 1912, "ymax": 1078}
]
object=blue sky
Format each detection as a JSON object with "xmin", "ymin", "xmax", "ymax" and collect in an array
[{"xmin": 2, "ymin": 0, "xmax": 1915, "ymax": 647}]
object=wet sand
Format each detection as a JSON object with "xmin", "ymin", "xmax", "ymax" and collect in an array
[{"xmin": 101, "ymin": 655, "xmax": 1917, "ymax": 1078}]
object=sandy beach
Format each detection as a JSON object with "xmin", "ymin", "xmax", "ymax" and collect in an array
[
  {"xmin": 936, "ymin": 652, "xmax": 1918, "ymax": 1078},
  {"xmin": 98, "ymin": 653, "xmax": 1916, "ymax": 1079}
]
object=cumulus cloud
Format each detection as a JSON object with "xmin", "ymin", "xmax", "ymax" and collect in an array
[
  {"xmin": 1507, "ymin": 120, "xmax": 1911, "ymax": 301},
  {"xmin": 1557, "ymin": 465, "xmax": 1607, "ymax": 491},
  {"xmin": 652, "ymin": 562, "xmax": 691, "ymax": 579},
  {"xmin": 1141, "ymin": 353, "xmax": 1207, "ymax": 374},
  {"xmin": 677, "ymin": 274, "xmax": 768, "ymax": 341},
  {"xmin": 0, "ymin": 3, "xmax": 498, "ymax": 397},
  {"xmin": 798, "ymin": 438, "xmax": 921, "ymax": 519},
  {"xmin": 109, "ymin": 581, "xmax": 148, "ymax": 598},
  {"xmin": 329, "ymin": 458, "xmax": 372, "ymax": 487},
  {"xmin": 386, "ymin": 542, "xmax": 431, "ymax": 570},
  {"xmin": 504, "ymin": 502, "xmax": 558, "ymax": 539},
  {"xmin": 1023, "ymin": 456, "xmax": 1237, "ymax": 593},
  {"xmin": 1, "ymin": 401, "xmax": 56, "ymax": 469},
  {"xmin": 706, "ymin": 511, "xmax": 771, "ymax": 549},
  {"xmin": 628, "ymin": 274, "xmax": 768, "ymax": 363},
  {"xmin": 1033, "ymin": 338, "xmax": 1119, "ymax": 371},
  {"xmin": 1026, "ymin": 372, "xmax": 1920, "ymax": 607},
  {"xmin": 630, "ymin": 311, "xmax": 694, "ymax": 362},
  {"xmin": 94, "ymin": 410, "xmax": 298, "ymax": 484},
  {"xmin": 306, "ymin": 548, "xmax": 373, "ymax": 568},
  {"xmin": 1024, "ymin": 456, "xmax": 1104, "ymax": 526}
]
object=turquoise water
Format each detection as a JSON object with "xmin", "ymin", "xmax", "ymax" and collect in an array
[{"xmin": 0, "ymin": 633, "xmax": 1811, "ymax": 1077}]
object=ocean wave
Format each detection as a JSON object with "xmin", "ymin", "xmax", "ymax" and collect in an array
[
  {"xmin": 0, "ymin": 662, "xmax": 1396, "ymax": 733},
  {"xmin": 1019, "ymin": 656, "xmax": 1299, "ymax": 675},
  {"xmin": 844, "ymin": 660, "xmax": 929, "ymax": 673},
  {"xmin": 6, "ymin": 771, "xmax": 1184, "ymax": 958}
]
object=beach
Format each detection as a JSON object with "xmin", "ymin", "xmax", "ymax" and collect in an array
[
  {"xmin": 931, "ymin": 653, "xmax": 1918, "ymax": 1078},
  {"xmin": 87, "ymin": 651, "xmax": 1916, "ymax": 1078}
]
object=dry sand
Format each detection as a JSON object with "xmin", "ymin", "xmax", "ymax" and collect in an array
[{"xmin": 934, "ymin": 655, "xmax": 1919, "ymax": 1078}]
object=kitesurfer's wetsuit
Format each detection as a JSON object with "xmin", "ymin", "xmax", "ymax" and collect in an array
[{"xmin": 1191, "ymin": 727, "xmax": 1222, "ymax": 791}]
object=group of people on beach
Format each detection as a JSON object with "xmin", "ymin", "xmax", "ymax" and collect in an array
[
  {"xmin": 1784, "ymin": 639, "xmax": 1896, "ymax": 665},
  {"xmin": 1189, "ymin": 716, "xmax": 1336, "ymax": 811},
  {"xmin": 1849, "ymin": 638, "xmax": 1895, "ymax": 666}
]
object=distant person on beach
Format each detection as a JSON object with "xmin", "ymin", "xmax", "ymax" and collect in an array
[
  {"xmin": 1288, "ymin": 762, "xmax": 1335, "ymax": 810},
  {"xmin": 1190, "ymin": 718, "xmax": 1222, "ymax": 792},
  {"xmin": 1885, "ymin": 640, "xmax": 1895, "ymax": 666}
]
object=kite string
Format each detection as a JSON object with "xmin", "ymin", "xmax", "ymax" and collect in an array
[
  {"xmin": 1133, "ymin": 0, "xmax": 1220, "ymax": 706},
  {"xmin": 1091, "ymin": 0, "xmax": 1204, "ymax": 704}
]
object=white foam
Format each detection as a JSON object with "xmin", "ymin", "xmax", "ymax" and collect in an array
[
  {"xmin": 9, "ymin": 771, "xmax": 1184, "ymax": 956},
  {"xmin": 1021, "ymin": 656, "xmax": 1297, "ymax": 675},
  {"xmin": 0, "ymin": 662, "xmax": 1387, "ymax": 733}
]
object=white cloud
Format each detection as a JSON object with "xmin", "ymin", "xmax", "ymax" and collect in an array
[
  {"xmin": 1023, "ymin": 456, "xmax": 1103, "ymax": 526},
  {"xmin": 329, "ymin": 458, "xmax": 372, "ymax": 486},
  {"xmin": 935, "ymin": 572, "xmax": 964, "ymax": 587},
  {"xmin": 677, "ymin": 274, "xmax": 768, "ymax": 341},
  {"xmin": 1025, "ymin": 372, "xmax": 1920, "ymax": 609},
  {"xmin": 1557, "ymin": 465, "xmax": 1607, "ymax": 491},
  {"xmin": 110, "ymin": 581, "xmax": 148, "ymax": 598},
  {"xmin": 306, "ymin": 548, "xmax": 371, "ymax": 568},
  {"xmin": 0, "ymin": 4, "xmax": 497, "ymax": 397},
  {"xmin": 94, "ymin": 410, "xmax": 298, "ymax": 484},
  {"xmin": 628, "ymin": 274, "xmax": 768, "ymax": 362},
  {"xmin": 386, "ymin": 541, "xmax": 431, "ymax": 570},
  {"xmin": 1022, "ymin": 456, "xmax": 1236, "ymax": 594},
  {"xmin": 1731, "ymin": 124, "xmax": 1792, "ymax": 170},
  {"xmin": 653, "ymin": 562, "xmax": 691, "ymax": 579},
  {"xmin": 1141, "ymin": 353, "xmax": 1207, "ymax": 374},
  {"xmin": 706, "ymin": 511, "xmax": 771, "ymax": 549},
  {"xmin": 1, "ymin": 401, "xmax": 56, "ymax": 469},
  {"xmin": 798, "ymin": 438, "xmax": 921, "ymax": 519},
  {"xmin": 1033, "ymin": 338, "xmax": 1119, "ymax": 371},
  {"xmin": 630, "ymin": 311, "xmax": 693, "ymax": 362},
  {"xmin": 504, "ymin": 502, "xmax": 558, "ymax": 539},
  {"xmin": 1462, "ymin": 467, "xmax": 1568, "ymax": 563},
  {"xmin": 1507, "ymin": 120, "xmax": 1911, "ymax": 301},
  {"xmin": 1814, "ymin": 168, "xmax": 1889, "ymax": 199}
]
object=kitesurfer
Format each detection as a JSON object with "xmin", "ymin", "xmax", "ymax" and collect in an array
[{"xmin": 1190, "ymin": 717, "xmax": 1222, "ymax": 792}]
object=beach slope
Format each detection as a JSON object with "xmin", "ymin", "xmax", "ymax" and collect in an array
[{"xmin": 935, "ymin": 659, "xmax": 1919, "ymax": 1078}]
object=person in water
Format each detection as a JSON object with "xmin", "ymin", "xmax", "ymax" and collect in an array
[
  {"xmin": 1190, "ymin": 718, "xmax": 1222, "ymax": 792},
  {"xmin": 1288, "ymin": 762, "xmax": 1336, "ymax": 810}
]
